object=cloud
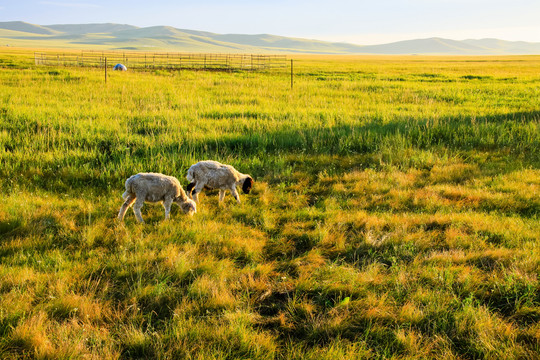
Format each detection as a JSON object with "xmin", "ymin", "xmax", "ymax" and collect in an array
[{"xmin": 39, "ymin": 1, "xmax": 101, "ymax": 8}]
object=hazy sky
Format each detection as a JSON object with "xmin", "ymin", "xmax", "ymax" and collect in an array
[{"xmin": 1, "ymin": 0, "xmax": 539, "ymax": 45}]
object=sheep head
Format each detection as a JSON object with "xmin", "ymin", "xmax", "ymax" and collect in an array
[
  {"xmin": 242, "ymin": 176, "xmax": 254, "ymax": 194},
  {"xmin": 176, "ymin": 197, "xmax": 197, "ymax": 215}
]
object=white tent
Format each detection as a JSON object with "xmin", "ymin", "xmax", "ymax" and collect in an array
[{"xmin": 113, "ymin": 63, "xmax": 127, "ymax": 71}]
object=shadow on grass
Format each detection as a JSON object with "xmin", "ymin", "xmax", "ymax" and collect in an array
[
  {"xmin": 0, "ymin": 214, "xmax": 82, "ymax": 264},
  {"xmin": 2, "ymin": 111, "xmax": 538, "ymax": 199}
]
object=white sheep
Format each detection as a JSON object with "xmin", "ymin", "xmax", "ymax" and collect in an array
[
  {"xmin": 186, "ymin": 160, "xmax": 254, "ymax": 204},
  {"xmin": 118, "ymin": 172, "xmax": 196, "ymax": 223}
]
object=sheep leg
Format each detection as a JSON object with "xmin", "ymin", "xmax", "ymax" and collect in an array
[
  {"xmin": 191, "ymin": 189, "xmax": 199, "ymax": 203},
  {"xmin": 230, "ymin": 187, "xmax": 241, "ymax": 204},
  {"xmin": 163, "ymin": 197, "xmax": 173, "ymax": 220},
  {"xmin": 132, "ymin": 197, "xmax": 146, "ymax": 223},
  {"xmin": 192, "ymin": 183, "xmax": 205, "ymax": 203},
  {"xmin": 186, "ymin": 182, "xmax": 196, "ymax": 200},
  {"xmin": 118, "ymin": 194, "xmax": 136, "ymax": 221},
  {"xmin": 219, "ymin": 189, "xmax": 226, "ymax": 202}
]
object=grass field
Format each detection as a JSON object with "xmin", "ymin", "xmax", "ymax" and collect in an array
[{"xmin": 0, "ymin": 49, "xmax": 539, "ymax": 359}]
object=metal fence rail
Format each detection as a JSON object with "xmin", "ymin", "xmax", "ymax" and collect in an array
[{"xmin": 34, "ymin": 51, "xmax": 288, "ymax": 71}]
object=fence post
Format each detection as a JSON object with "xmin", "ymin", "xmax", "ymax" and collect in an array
[
  {"xmin": 105, "ymin": 57, "xmax": 107, "ymax": 83},
  {"xmin": 291, "ymin": 59, "xmax": 294, "ymax": 90}
]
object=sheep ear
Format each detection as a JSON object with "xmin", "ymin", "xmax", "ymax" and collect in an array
[{"xmin": 242, "ymin": 177, "xmax": 253, "ymax": 194}]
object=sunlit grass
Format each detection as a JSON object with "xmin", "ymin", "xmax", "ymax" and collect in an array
[{"xmin": 0, "ymin": 49, "xmax": 539, "ymax": 359}]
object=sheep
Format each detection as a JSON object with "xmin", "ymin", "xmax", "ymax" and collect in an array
[
  {"xmin": 186, "ymin": 160, "xmax": 253, "ymax": 204},
  {"xmin": 118, "ymin": 172, "xmax": 196, "ymax": 223}
]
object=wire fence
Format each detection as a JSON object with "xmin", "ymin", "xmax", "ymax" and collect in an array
[{"xmin": 34, "ymin": 51, "xmax": 288, "ymax": 71}]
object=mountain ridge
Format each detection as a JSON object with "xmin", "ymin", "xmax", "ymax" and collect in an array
[{"xmin": 1, "ymin": 21, "xmax": 539, "ymax": 54}]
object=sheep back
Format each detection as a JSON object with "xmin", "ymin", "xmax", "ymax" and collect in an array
[
  {"xmin": 186, "ymin": 160, "xmax": 241, "ymax": 189},
  {"xmin": 124, "ymin": 172, "xmax": 185, "ymax": 203}
]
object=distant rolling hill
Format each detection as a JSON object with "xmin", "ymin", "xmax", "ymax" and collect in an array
[
  {"xmin": 0, "ymin": 21, "xmax": 60, "ymax": 35},
  {"xmin": 354, "ymin": 37, "xmax": 540, "ymax": 55},
  {"xmin": 1, "ymin": 21, "xmax": 540, "ymax": 54}
]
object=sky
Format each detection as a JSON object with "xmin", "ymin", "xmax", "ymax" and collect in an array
[{"xmin": 1, "ymin": 0, "xmax": 540, "ymax": 45}]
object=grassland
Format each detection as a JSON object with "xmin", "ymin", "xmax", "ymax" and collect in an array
[{"xmin": 0, "ymin": 49, "xmax": 539, "ymax": 359}]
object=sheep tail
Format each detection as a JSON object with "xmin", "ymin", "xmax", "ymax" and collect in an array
[
  {"xmin": 186, "ymin": 167, "xmax": 195, "ymax": 182},
  {"xmin": 122, "ymin": 175, "xmax": 136, "ymax": 199}
]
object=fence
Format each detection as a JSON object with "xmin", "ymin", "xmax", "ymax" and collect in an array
[{"xmin": 34, "ymin": 51, "xmax": 288, "ymax": 71}]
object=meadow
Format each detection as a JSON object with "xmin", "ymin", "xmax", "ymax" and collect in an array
[{"xmin": 0, "ymin": 49, "xmax": 539, "ymax": 359}]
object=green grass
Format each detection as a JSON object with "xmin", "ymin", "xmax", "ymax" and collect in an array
[{"xmin": 0, "ymin": 49, "xmax": 539, "ymax": 359}]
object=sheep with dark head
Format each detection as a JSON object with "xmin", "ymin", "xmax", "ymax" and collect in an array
[
  {"xmin": 186, "ymin": 160, "xmax": 253, "ymax": 204},
  {"xmin": 118, "ymin": 172, "xmax": 196, "ymax": 223}
]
